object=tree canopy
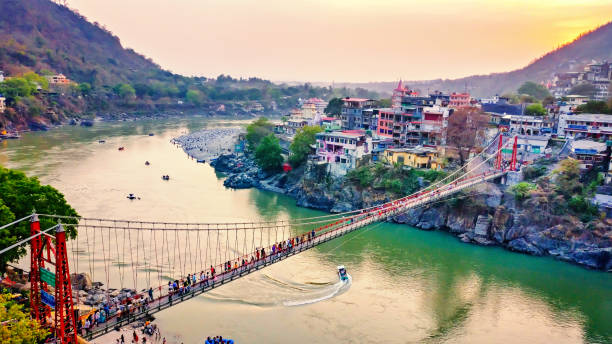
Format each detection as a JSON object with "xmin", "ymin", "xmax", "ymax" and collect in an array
[
  {"xmin": 255, "ymin": 135, "xmax": 283, "ymax": 172},
  {"xmin": 289, "ymin": 126, "xmax": 322, "ymax": 166},
  {"xmin": 324, "ymin": 97, "xmax": 343, "ymax": 116},
  {"xmin": 518, "ymin": 81, "xmax": 551, "ymax": 100},
  {"xmin": 576, "ymin": 100, "xmax": 611, "ymax": 114},
  {"xmin": 0, "ymin": 166, "xmax": 78, "ymax": 271},
  {"xmin": 525, "ymin": 103, "xmax": 547, "ymax": 116},
  {"xmin": 245, "ymin": 117, "xmax": 274, "ymax": 150},
  {"xmin": 447, "ymin": 107, "xmax": 489, "ymax": 165},
  {"xmin": 0, "ymin": 292, "xmax": 49, "ymax": 343}
]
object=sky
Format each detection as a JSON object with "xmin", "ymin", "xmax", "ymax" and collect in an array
[{"xmin": 67, "ymin": 0, "xmax": 612, "ymax": 83}]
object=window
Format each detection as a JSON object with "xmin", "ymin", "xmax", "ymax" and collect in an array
[{"xmin": 397, "ymin": 156, "xmax": 404, "ymax": 165}]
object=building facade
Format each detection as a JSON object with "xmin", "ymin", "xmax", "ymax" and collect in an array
[
  {"xmin": 315, "ymin": 130, "xmax": 372, "ymax": 176},
  {"xmin": 384, "ymin": 147, "xmax": 441, "ymax": 169},
  {"xmin": 449, "ymin": 92, "xmax": 470, "ymax": 108},
  {"xmin": 0, "ymin": 95, "xmax": 5, "ymax": 113},
  {"xmin": 558, "ymin": 113, "xmax": 612, "ymax": 140},
  {"xmin": 340, "ymin": 98, "xmax": 376, "ymax": 130}
]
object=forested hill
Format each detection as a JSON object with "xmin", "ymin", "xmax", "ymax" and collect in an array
[
  {"xmin": 0, "ymin": 0, "xmax": 380, "ymax": 130},
  {"xmin": 0, "ymin": 0, "xmax": 165, "ymax": 86},
  {"xmin": 331, "ymin": 21, "xmax": 612, "ymax": 97}
]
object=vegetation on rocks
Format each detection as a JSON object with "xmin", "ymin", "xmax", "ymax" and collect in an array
[
  {"xmin": 0, "ymin": 291, "xmax": 49, "ymax": 343},
  {"xmin": 346, "ymin": 163, "xmax": 446, "ymax": 196}
]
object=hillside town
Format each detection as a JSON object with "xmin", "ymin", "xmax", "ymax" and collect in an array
[{"xmin": 264, "ymin": 67, "xmax": 612, "ymax": 218}]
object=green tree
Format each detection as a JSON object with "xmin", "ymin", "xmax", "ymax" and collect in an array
[
  {"xmin": 112, "ymin": 83, "xmax": 135, "ymax": 99},
  {"xmin": 255, "ymin": 135, "xmax": 283, "ymax": 172},
  {"xmin": 78, "ymin": 82, "xmax": 92, "ymax": 96},
  {"xmin": 185, "ymin": 89, "xmax": 203, "ymax": 106},
  {"xmin": 289, "ymin": 125, "xmax": 322, "ymax": 166},
  {"xmin": 0, "ymin": 292, "xmax": 49, "ymax": 343},
  {"xmin": 22, "ymin": 72, "xmax": 48, "ymax": 90},
  {"xmin": 576, "ymin": 101, "xmax": 610, "ymax": 114},
  {"xmin": 518, "ymin": 81, "xmax": 551, "ymax": 100},
  {"xmin": 554, "ymin": 159, "xmax": 583, "ymax": 198},
  {"xmin": 0, "ymin": 166, "xmax": 78, "ymax": 271},
  {"xmin": 246, "ymin": 117, "xmax": 273, "ymax": 150},
  {"xmin": 324, "ymin": 97, "xmax": 343, "ymax": 116},
  {"xmin": 0, "ymin": 78, "xmax": 37, "ymax": 100},
  {"xmin": 511, "ymin": 182, "xmax": 536, "ymax": 201},
  {"xmin": 525, "ymin": 103, "xmax": 547, "ymax": 116}
]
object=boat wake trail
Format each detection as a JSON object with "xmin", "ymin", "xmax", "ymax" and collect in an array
[{"xmin": 282, "ymin": 274, "xmax": 351, "ymax": 307}]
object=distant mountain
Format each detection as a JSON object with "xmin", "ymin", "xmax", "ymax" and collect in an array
[
  {"xmin": 330, "ymin": 21, "xmax": 612, "ymax": 98},
  {"xmin": 0, "ymin": 0, "xmax": 173, "ymax": 87}
]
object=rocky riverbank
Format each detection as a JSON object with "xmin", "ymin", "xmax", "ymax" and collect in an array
[
  {"xmin": 173, "ymin": 128, "xmax": 244, "ymax": 162},
  {"xmin": 208, "ymin": 153, "xmax": 612, "ymax": 271}
]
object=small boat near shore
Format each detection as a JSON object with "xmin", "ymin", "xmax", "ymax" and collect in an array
[
  {"xmin": 338, "ymin": 265, "xmax": 348, "ymax": 282},
  {"xmin": 118, "ymin": 147, "xmax": 125, "ymax": 151},
  {"xmin": 197, "ymin": 159, "xmax": 205, "ymax": 163},
  {"xmin": 126, "ymin": 193, "xmax": 139, "ymax": 200},
  {"xmin": 162, "ymin": 175, "xmax": 170, "ymax": 181}
]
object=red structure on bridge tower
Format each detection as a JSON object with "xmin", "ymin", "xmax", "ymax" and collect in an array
[
  {"xmin": 509, "ymin": 135, "xmax": 518, "ymax": 171},
  {"xmin": 30, "ymin": 216, "xmax": 78, "ymax": 344},
  {"xmin": 495, "ymin": 134, "xmax": 504, "ymax": 170}
]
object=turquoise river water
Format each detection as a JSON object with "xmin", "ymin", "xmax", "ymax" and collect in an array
[{"xmin": 1, "ymin": 117, "xmax": 610, "ymax": 344}]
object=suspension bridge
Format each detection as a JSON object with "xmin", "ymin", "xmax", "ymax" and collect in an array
[{"xmin": 0, "ymin": 135, "xmax": 520, "ymax": 343}]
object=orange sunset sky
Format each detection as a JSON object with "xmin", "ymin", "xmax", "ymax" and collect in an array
[{"xmin": 68, "ymin": 0, "xmax": 612, "ymax": 83}]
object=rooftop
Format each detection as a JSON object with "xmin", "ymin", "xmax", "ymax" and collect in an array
[
  {"xmin": 562, "ymin": 113, "xmax": 612, "ymax": 122},
  {"xmin": 572, "ymin": 139, "xmax": 606, "ymax": 153}
]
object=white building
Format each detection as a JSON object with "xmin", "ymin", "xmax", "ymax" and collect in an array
[
  {"xmin": 558, "ymin": 113, "xmax": 612, "ymax": 140},
  {"xmin": 0, "ymin": 96, "xmax": 5, "ymax": 113},
  {"xmin": 315, "ymin": 131, "xmax": 372, "ymax": 176},
  {"xmin": 0, "ymin": 71, "xmax": 4, "ymax": 82}
]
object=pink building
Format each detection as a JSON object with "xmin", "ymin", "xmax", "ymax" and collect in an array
[{"xmin": 449, "ymin": 92, "xmax": 470, "ymax": 108}]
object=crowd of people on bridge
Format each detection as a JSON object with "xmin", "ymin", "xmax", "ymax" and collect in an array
[{"xmin": 80, "ymin": 227, "xmax": 330, "ymax": 337}]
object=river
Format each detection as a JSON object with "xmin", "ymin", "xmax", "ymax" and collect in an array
[{"xmin": 1, "ymin": 117, "xmax": 610, "ymax": 344}]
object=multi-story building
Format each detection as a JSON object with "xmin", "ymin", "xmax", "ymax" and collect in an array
[
  {"xmin": 315, "ymin": 130, "xmax": 372, "ymax": 176},
  {"xmin": 302, "ymin": 98, "xmax": 327, "ymax": 118},
  {"xmin": 449, "ymin": 92, "xmax": 470, "ymax": 108},
  {"xmin": 571, "ymin": 140, "xmax": 607, "ymax": 171},
  {"xmin": 0, "ymin": 95, "xmax": 5, "ymax": 113},
  {"xmin": 376, "ymin": 103, "xmax": 451, "ymax": 147},
  {"xmin": 490, "ymin": 114, "xmax": 548, "ymax": 135},
  {"xmin": 0, "ymin": 70, "xmax": 4, "ymax": 82},
  {"xmin": 558, "ymin": 113, "xmax": 612, "ymax": 140},
  {"xmin": 340, "ymin": 98, "xmax": 376, "ymax": 130}
]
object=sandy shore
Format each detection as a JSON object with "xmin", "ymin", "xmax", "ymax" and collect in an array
[{"xmin": 172, "ymin": 128, "xmax": 244, "ymax": 161}]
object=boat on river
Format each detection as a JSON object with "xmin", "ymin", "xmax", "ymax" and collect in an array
[
  {"xmin": 162, "ymin": 175, "xmax": 170, "ymax": 181},
  {"xmin": 196, "ymin": 159, "xmax": 205, "ymax": 163},
  {"xmin": 126, "ymin": 193, "xmax": 137, "ymax": 200},
  {"xmin": 338, "ymin": 265, "xmax": 348, "ymax": 281}
]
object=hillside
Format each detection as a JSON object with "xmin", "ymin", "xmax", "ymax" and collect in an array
[
  {"xmin": 331, "ymin": 21, "xmax": 612, "ymax": 97},
  {"xmin": 0, "ymin": 0, "xmax": 379, "ymax": 131},
  {"xmin": 0, "ymin": 0, "xmax": 170, "ymax": 87}
]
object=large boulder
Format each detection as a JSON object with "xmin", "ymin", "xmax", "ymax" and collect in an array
[
  {"xmin": 71, "ymin": 273, "xmax": 92, "ymax": 291},
  {"xmin": 507, "ymin": 238, "xmax": 543, "ymax": 256},
  {"xmin": 417, "ymin": 207, "xmax": 446, "ymax": 230},
  {"xmin": 561, "ymin": 248, "xmax": 612, "ymax": 270},
  {"xmin": 223, "ymin": 173, "xmax": 258, "ymax": 189}
]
